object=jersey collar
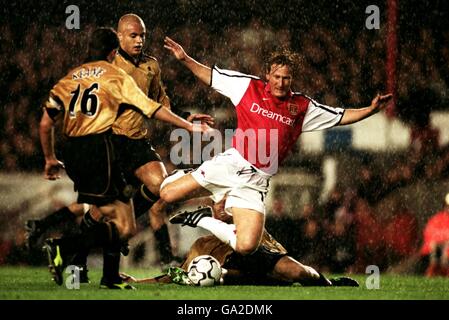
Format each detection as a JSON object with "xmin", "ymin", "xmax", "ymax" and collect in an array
[{"xmin": 118, "ymin": 47, "xmax": 144, "ymax": 67}]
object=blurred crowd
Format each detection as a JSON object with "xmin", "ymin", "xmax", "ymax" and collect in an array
[
  {"xmin": 1, "ymin": 20, "xmax": 448, "ymax": 171},
  {"xmin": 267, "ymin": 137, "xmax": 449, "ymax": 274},
  {"xmin": 1, "ymin": 18, "xmax": 449, "ymax": 274}
]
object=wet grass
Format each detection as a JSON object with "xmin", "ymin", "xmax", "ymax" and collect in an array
[{"xmin": 1, "ymin": 266, "xmax": 448, "ymax": 300}]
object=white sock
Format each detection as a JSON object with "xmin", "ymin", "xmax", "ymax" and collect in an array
[{"xmin": 197, "ymin": 217, "xmax": 237, "ymax": 250}]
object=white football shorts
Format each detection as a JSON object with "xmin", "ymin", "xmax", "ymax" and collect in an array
[{"xmin": 190, "ymin": 148, "xmax": 271, "ymax": 215}]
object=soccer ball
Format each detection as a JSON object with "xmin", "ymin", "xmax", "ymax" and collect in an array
[{"xmin": 187, "ymin": 255, "xmax": 222, "ymax": 286}]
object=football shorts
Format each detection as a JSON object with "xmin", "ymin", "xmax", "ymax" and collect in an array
[
  {"xmin": 111, "ymin": 134, "xmax": 162, "ymax": 187},
  {"xmin": 190, "ymin": 148, "xmax": 271, "ymax": 214},
  {"xmin": 63, "ymin": 132, "xmax": 131, "ymax": 206}
]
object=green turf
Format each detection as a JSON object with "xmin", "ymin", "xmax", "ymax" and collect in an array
[{"xmin": 0, "ymin": 266, "xmax": 448, "ymax": 300}]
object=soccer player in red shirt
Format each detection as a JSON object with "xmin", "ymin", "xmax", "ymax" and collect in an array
[{"xmin": 161, "ymin": 37, "xmax": 392, "ymax": 263}]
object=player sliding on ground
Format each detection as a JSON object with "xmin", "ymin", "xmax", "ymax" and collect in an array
[
  {"xmin": 120, "ymin": 200, "xmax": 359, "ymax": 287},
  {"xmin": 159, "ymin": 36, "xmax": 392, "ymax": 279}
]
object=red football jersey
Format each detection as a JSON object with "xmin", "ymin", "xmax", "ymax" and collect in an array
[
  {"xmin": 420, "ymin": 211, "xmax": 449, "ymax": 256},
  {"xmin": 211, "ymin": 66, "xmax": 345, "ymax": 174}
]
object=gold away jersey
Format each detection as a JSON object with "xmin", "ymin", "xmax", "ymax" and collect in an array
[
  {"xmin": 112, "ymin": 50, "xmax": 169, "ymax": 139},
  {"xmin": 181, "ymin": 230, "xmax": 287, "ymax": 270},
  {"xmin": 44, "ymin": 60, "xmax": 161, "ymax": 137}
]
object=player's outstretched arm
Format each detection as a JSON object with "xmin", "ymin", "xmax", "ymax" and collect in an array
[
  {"xmin": 39, "ymin": 109, "xmax": 64, "ymax": 180},
  {"xmin": 339, "ymin": 93, "xmax": 393, "ymax": 125},
  {"xmin": 164, "ymin": 36, "xmax": 212, "ymax": 86}
]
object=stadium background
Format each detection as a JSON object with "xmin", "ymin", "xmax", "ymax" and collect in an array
[{"xmin": 1, "ymin": 0, "xmax": 449, "ymax": 276}]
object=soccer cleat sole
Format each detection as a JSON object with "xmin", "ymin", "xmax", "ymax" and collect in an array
[
  {"xmin": 100, "ymin": 282, "xmax": 137, "ymax": 290},
  {"xmin": 43, "ymin": 242, "xmax": 64, "ymax": 286},
  {"xmin": 169, "ymin": 206, "xmax": 212, "ymax": 227}
]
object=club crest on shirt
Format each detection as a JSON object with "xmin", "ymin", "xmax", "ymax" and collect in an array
[{"xmin": 287, "ymin": 103, "xmax": 299, "ymax": 116}]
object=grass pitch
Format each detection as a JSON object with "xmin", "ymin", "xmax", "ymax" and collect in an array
[{"xmin": 0, "ymin": 266, "xmax": 448, "ymax": 300}]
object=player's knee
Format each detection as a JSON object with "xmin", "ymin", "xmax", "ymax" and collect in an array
[
  {"xmin": 68, "ymin": 203, "xmax": 87, "ymax": 217},
  {"xmin": 120, "ymin": 224, "xmax": 137, "ymax": 239},
  {"xmin": 153, "ymin": 175, "xmax": 166, "ymax": 192},
  {"xmin": 235, "ymin": 241, "xmax": 258, "ymax": 256},
  {"xmin": 113, "ymin": 220, "xmax": 136, "ymax": 239},
  {"xmin": 159, "ymin": 186, "xmax": 176, "ymax": 204}
]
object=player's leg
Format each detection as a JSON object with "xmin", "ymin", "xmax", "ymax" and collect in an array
[
  {"xmin": 160, "ymin": 173, "xmax": 213, "ymax": 203},
  {"xmin": 272, "ymin": 256, "xmax": 359, "ymax": 286},
  {"xmin": 158, "ymin": 170, "xmax": 212, "ymax": 262},
  {"xmin": 70, "ymin": 208, "xmax": 102, "ymax": 283},
  {"xmin": 134, "ymin": 161, "xmax": 176, "ymax": 266},
  {"xmin": 170, "ymin": 205, "xmax": 264, "ymax": 256},
  {"xmin": 45, "ymin": 133, "xmax": 135, "ymax": 288},
  {"xmin": 94, "ymin": 199, "xmax": 137, "ymax": 239},
  {"xmin": 167, "ymin": 152, "xmax": 269, "ymax": 255},
  {"xmin": 113, "ymin": 135, "xmax": 164, "ymax": 216},
  {"xmin": 271, "ymin": 256, "xmax": 325, "ymax": 284},
  {"xmin": 26, "ymin": 202, "xmax": 86, "ymax": 249},
  {"xmin": 219, "ymin": 186, "xmax": 267, "ymax": 255},
  {"xmin": 135, "ymin": 161, "xmax": 167, "ymax": 196},
  {"xmin": 113, "ymin": 136, "xmax": 178, "ymax": 267},
  {"xmin": 230, "ymin": 207, "xmax": 265, "ymax": 255},
  {"xmin": 44, "ymin": 201, "xmax": 135, "ymax": 288},
  {"xmin": 96, "ymin": 200, "xmax": 136, "ymax": 289},
  {"xmin": 133, "ymin": 161, "xmax": 166, "ymax": 215},
  {"xmin": 149, "ymin": 199, "xmax": 179, "ymax": 267}
]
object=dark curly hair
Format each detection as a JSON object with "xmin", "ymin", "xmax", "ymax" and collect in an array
[{"xmin": 86, "ymin": 27, "xmax": 119, "ymax": 62}]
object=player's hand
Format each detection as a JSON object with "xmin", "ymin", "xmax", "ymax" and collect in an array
[
  {"xmin": 370, "ymin": 93, "xmax": 393, "ymax": 113},
  {"xmin": 191, "ymin": 121, "xmax": 215, "ymax": 136},
  {"xmin": 219, "ymin": 267, "xmax": 228, "ymax": 285},
  {"xmin": 164, "ymin": 36, "xmax": 187, "ymax": 61},
  {"xmin": 187, "ymin": 113, "xmax": 215, "ymax": 126},
  {"xmin": 44, "ymin": 158, "xmax": 65, "ymax": 180}
]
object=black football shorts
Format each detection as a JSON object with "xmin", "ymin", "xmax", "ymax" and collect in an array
[
  {"xmin": 63, "ymin": 132, "xmax": 130, "ymax": 206},
  {"xmin": 111, "ymin": 134, "xmax": 162, "ymax": 186}
]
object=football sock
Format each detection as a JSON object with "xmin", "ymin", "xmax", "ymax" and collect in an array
[
  {"xmin": 154, "ymin": 224, "xmax": 174, "ymax": 263},
  {"xmin": 133, "ymin": 184, "xmax": 159, "ymax": 218},
  {"xmin": 103, "ymin": 247, "xmax": 121, "ymax": 282},
  {"xmin": 197, "ymin": 217, "xmax": 237, "ymax": 250},
  {"xmin": 39, "ymin": 206, "xmax": 76, "ymax": 230},
  {"xmin": 71, "ymin": 211, "xmax": 99, "ymax": 266},
  {"xmin": 102, "ymin": 222, "xmax": 121, "ymax": 282},
  {"xmin": 80, "ymin": 210, "xmax": 100, "ymax": 231}
]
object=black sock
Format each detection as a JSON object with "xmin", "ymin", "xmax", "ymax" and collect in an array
[
  {"xmin": 71, "ymin": 211, "xmax": 99, "ymax": 266},
  {"xmin": 80, "ymin": 211, "xmax": 100, "ymax": 231},
  {"xmin": 71, "ymin": 248, "xmax": 89, "ymax": 266},
  {"xmin": 58, "ymin": 222, "xmax": 119, "ymax": 254},
  {"xmin": 39, "ymin": 206, "xmax": 76, "ymax": 230},
  {"xmin": 102, "ymin": 223, "xmax": 121, "ymax": 282},
  {"xmin": 154, "ymin": 224, "xmax": 173, "ymax": 263},
  {"xmin": 133, "ymin": 184, "xmax": 159, "ymax": 218}
]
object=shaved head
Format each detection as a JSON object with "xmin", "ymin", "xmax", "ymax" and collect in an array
[
  {"xmin": 117, "ymin": 13, "xmax": 146, "ymax": 58},
  {"xmin": 117, "ymin": 13, "xmax": 145, "ymax": 33}
]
